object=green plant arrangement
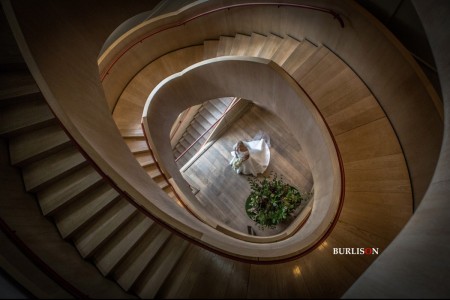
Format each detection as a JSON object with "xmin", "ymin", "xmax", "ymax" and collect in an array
[{"xmin": 245, "ymin": 172, "xmax": 304, "ymax": 230}]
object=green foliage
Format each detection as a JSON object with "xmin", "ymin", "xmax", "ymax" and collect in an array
[{"xmin": 246, "ymin": 172, "xmax": 303, "ymax": 230}]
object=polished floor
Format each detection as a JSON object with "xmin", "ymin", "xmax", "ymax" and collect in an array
[{"xmin": 182, "ymin": 104, "xmax": 313, "ymax": 236}]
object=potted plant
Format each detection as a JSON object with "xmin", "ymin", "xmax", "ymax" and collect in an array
[{"xmin": 246, "ymin": 172, "xmax": 304, "ymax": 230}]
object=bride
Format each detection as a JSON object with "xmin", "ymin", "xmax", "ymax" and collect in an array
[{"xmin": 230, "ymin": 132, "xmax": 270, "ymax": 176}]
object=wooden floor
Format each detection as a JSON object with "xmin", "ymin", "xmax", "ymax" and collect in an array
[{"xmin": 182, "ymin": 104, "xmax": 313, "ymax": 236}]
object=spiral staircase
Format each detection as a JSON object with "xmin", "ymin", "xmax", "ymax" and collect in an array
[{"xmin": 1, "ymin": 0, "xmax": 449, "ymax": 299}]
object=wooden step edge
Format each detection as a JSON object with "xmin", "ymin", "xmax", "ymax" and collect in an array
[
  {"xmin": 73, "ymin": 202, "xmax": 138, "ymax": 259},
  {"xmin": 94, "ymin": 216, "xmax": 156, "ymax": 277},
  {"xmin": 23, "ymin": 153, "xmax": 88, "ymax": 193},
  {"xmin": 119, "ymin": 128, "xmax": 144, "ymax": 138},
  {"xmin": 10, "ymin": 138, "xmax": 72, "ymax": 167},
  {"xmin": 38, "ymin": 172, "xmax": 104, "ymax": 217},
  {"xmin": 114, "ymin": 228, "xmax": 171, "ymax": 291},
  {"xmin": 55, "ymin": 190, "xmax": 122, "ymax": 240},
  {"xmin": 133, "ymin": 237, "xmax": 189, "ymax": 298}
]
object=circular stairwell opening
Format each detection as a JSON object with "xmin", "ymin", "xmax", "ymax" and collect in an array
[{"xmin": 171, "ymin": 99, "xmax": 314, "ymax": 236}]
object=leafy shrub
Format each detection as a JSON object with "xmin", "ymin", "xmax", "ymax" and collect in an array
[{"xmin": 246, "ymin": 172, "xmax": 303, "ymax": 230}]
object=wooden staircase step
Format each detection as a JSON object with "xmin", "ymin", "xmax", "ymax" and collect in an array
[
  {"xmin": 218, "ymin": 97, "xmax": 233, "ymax": 107},
  {"xmin": 271, "ymin": 35, "xmax": 301, "ymax": 66},
  {"xmin": 257, "ymin": 33, "xmax": 282, "ymax": 59},
  {"xmin": 0, "ymin": 99, "xmax": 55, "ymax": 137},
  {"xmin": 133, "ymin": 235, "xmax": 189, "ymax": 299},
  {"xmin": 125, "ymin": 138, "xmax": 149, "ymax": 154},
  {"xmin": 180, "ymin": 133, "xmax": 196, "ymax": 145},
  {"xmin": 22, "ymin": 146, "xmax": 87, "ymax": 192},
  {"xmin": 119, "ymin": 128, "xmax": 144, "ymax": 138},
  {"xmin": 186, "ymin": 126, "xmax": 203, "ymax": 141},
  {"xmin": 210, "ymin": 98, "xmax": 229, "ymax": 114},
  {"xmin": 189, "ymin": 120, "xmax": 208, "ymax": 137},
  {"xmin": 113, "ymin": 226, "xmax": 171, "ymax": 291},
  {"xmin": 154, "ymin": 175, "xmax": 170, "ymax": 190},
  {"xmin": 203, "ymin": 40, "xmax": 219, "ymax": 59},
  {"xmin": 53, "ymin": 183, "xmax": 120, "ymax": 239},
  {"xmin": 144, "ymin": 163, "xmax": 160, "ymax": 178},
  {"xmin": 93, "ymin": 213, "xmax": 154, "ymax": 276},
  {"xmin": 216, "ymin": 36, "xmax": 234, "ymax": 56},
  {"xmin": 299, "ymin": 51, "xmax": 348, "ymax": 101},
  {"xmin": 195, "ymin": 113, "xmax": 213, "ymax": 129},
  {"xmin": 179, "ymin": 138, "xmax": 192, "ymax": 151},
  {"xmin": 174, "ymin": 146, "xmax": 185, "ymax": 159},
  {"xmin": 73, "ymin": 199, "xmax": 137, "ymax": 258},
  {"xmin": 9, "ymin": 123, "xmax": 71, "ymax": 166},
  {"xmin": 245, "ymin": 33, "xmax": 267, "ymax": 56},
  {"xmin": 0, "ymin": 70, "xmax": 40, "ymax": 105},
  {"xmin": 37, "ymin": 165, "xmax": 103, "ymax": 216},
  {"xmin": 291, "ymin": 46, "xmax": 329, "ymax": 82},
  {"xmin": 230, "ymin": 33, "xmax": 251, "ymax": 56},
  {"xmin": 204, "ymin": 102, "xmax": 224, "ymax": 120},
  {"xmin": 281, "ymin": 39, "xmax": 318, "ymax": 74},
  {"xmin": 134, "ymin": 151, "xmax": 155, "ymax": 167},
  {"xmin": 173, "ymin": 149, "xmax": 182, "ymax": 160},
  {"xmin": 198, "ymin": 107, "xmax": 217, "ymax": 125}
]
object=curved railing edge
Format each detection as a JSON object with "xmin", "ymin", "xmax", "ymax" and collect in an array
[{"xmin": 99, "ymin": 1, "xmax": 344, "ymax": 81}]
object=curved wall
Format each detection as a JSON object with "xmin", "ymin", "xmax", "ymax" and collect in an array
[
  {"xmin": 144, "ymin": 57, "xmax": 342, "ymax": 259},
  {"xmin": 344, "ymin": 1, "xmax": 450, "ymax": 297}
]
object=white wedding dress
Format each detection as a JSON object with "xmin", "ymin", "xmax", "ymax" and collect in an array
[{"xmin": 230, "ymin": 138, "xmax": 270, "ymax": 176}]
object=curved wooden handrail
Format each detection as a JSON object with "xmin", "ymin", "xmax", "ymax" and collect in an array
[{"xmin": 99, "ymin": 2, "xmax": 344, "ymax": 81}]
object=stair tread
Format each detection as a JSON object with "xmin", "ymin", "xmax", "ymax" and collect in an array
[
  {"xmin": 180, "ymin": 133, "xmax": 196, "ymax": 145},
  {"xmin": 22, "ymin": 146, "xmax": 87, "ymax": 192},
  {"xmin": 0, "ymin": 70, "xmax": 39, "ymax": 102},
  {"xmin": 154, "ymin": 175, "xmax": 169, "ymax": 189},
  {"xmin": 9, "ymin": 123, "xmax": 71, "ymax": 166},
  {"xmin": 37, "ymin": 165, "xmax": 103, "ymax": 215},
  {"xmin": 134, "ymin": 151, "xmax": 155, "ymax": 167},
  {"xmin": 114, "ymin": 226, "xmax": 171, "ymax": 291},
  {"xmin": 246, "ymin": 33, "xmax": 267, "ymax": 56},
  {"xmin": 189, "ymin": 121, "xmax": 208, "ymax": 138},
  {"xmin": 216, "ymin": 36, "xmax": 234, "ymax": 56},
  {"xmin": 218, "ymin": 97, "xmax": 234, "ymax": 107},
  {"xmin": 144, "ymin": 163, "xmax": 161, "ymax": 179},
  {"xmin": 73, "ymin": 199, "xmax": 136, "ymax": 258},
  {"xmin": 203, "ymin": 102, "xmax": 223, "ymax": 120},
  {"xmin": 186, "ymin": 126, "xmax": 203, "ymax": 141},
  {"xmin": 125, "ymin": 139, "xmax": 149, "ymax": 154},
  {"xmin": 0, "ymin": 99, "xmax": 55, "ymax": 137},
  {"xmin": 282, "ymin": 39, "xmax": 318, "ymax": 74},
  {"xmin": 230, "ymin": 33, "xmax": 251, "ymax": 56},
  {"xmin": 119, "ymin": 128, "xmax": 144, "ymax": 138},
  {"xmin": 54, "ymin": 183, "xmax": 120, "ymax": 239},
  {"xmin": 94, "ymin": 213, "xmax": 154, "ymax": 276},
  {"xmin": 194, "ymin": 113, "xmax": 213, "ymax": 128},
  {"xmin": 257, "ymin": 34, "xmax": 282, "ymax": 59},
  {"xmin": 134, "ymin": 235, "xmax": 189, "ymax": 299},
  {"xmin": 210, "ymin": 98, "xmax": 229, "ymax": 114},
  {"xmin": 271, "ymin": 35, "xmax": 301, "ymax": 66},
  {"xmin": 291, "ymin": 45, "xmax": 329, "ymax": 82},
  {"xmin": 203, "ymin": 40, "xmax": 219, "ymax": 59},
  {"xmin": 198, "ymin": 107, "xmax": 217, "ymax": 125}
]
